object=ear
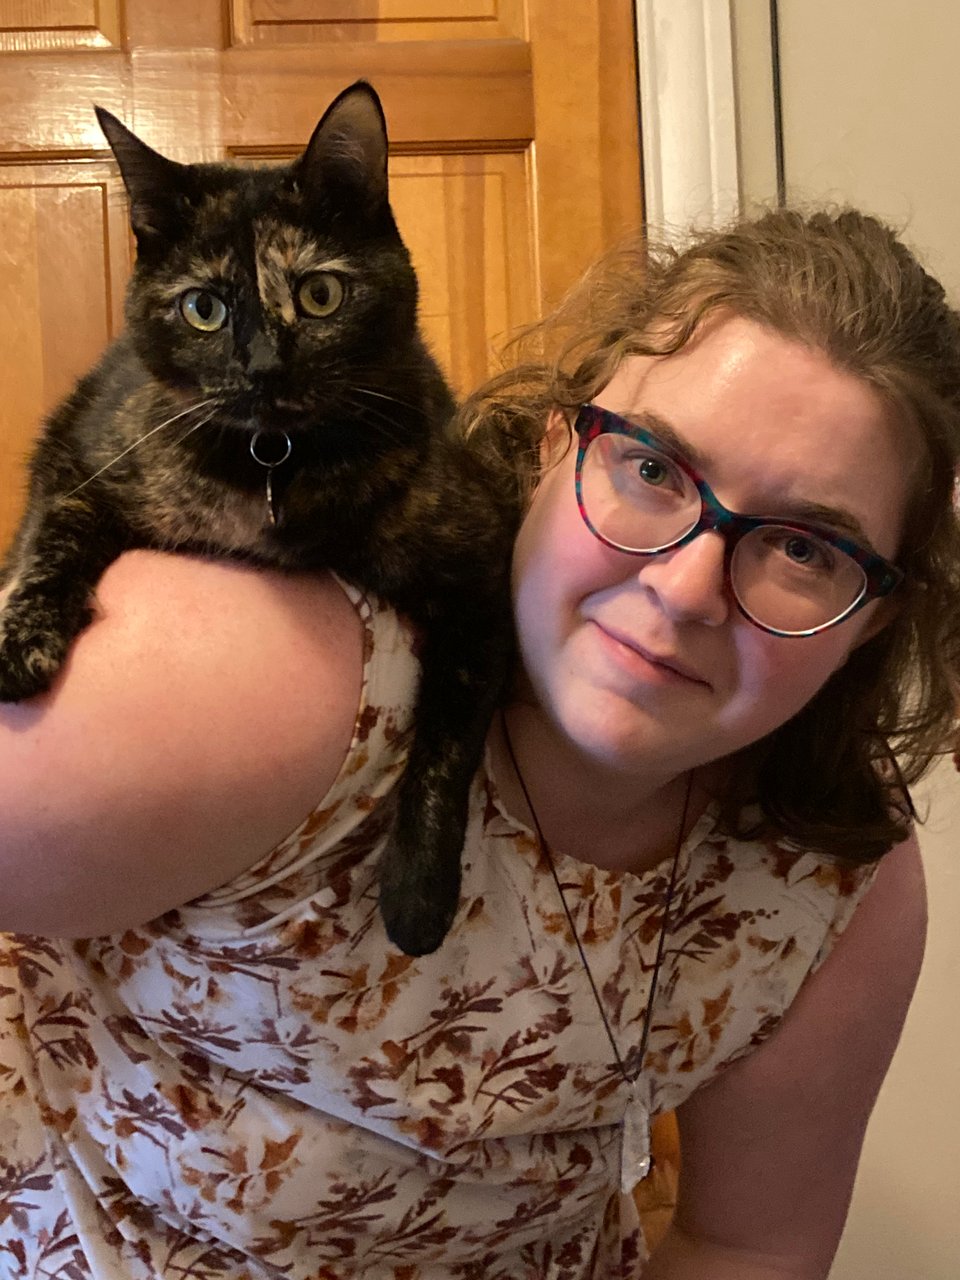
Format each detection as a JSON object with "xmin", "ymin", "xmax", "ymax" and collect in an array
[
  {"xmin": 296, "ymin": 81, "xmax": 389, "ymax": 215},
  {"xmin": 540, "ymin": 408, "xmax": 575, "ymax": 469},
  {"xmin": 95, "ymin": 106, "xmax": 193, "ymax": 249},
  {"xmin": 851, "ymin": 595, "xmax": 902, "ymax": 649}
]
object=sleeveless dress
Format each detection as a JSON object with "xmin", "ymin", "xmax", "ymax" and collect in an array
[{"xmin": 0, "ymin": 585, "xmax": 877, "ymax": 1279}]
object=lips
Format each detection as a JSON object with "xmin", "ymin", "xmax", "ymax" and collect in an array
[{"xmin": 590, "ymin": 622, "xmax": 710, "ymax": 686}]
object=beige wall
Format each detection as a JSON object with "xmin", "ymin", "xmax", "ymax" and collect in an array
[{"xmin": 733, "ymin": 2, "xmax": 960, "ymax": 1275}]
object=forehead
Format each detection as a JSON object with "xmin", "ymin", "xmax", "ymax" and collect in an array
[{"xmin": 594, "ymin": 315, "xmax": 920, "ymax": 558}]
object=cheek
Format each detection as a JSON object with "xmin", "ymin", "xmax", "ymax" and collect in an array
[
  {"xmin": 512, "ymin": 457, "xmax": 571, "ymax": 597},
  {"xmin": 729, "ymin": 626, "xmax": 857, "ymax": 728},
  {"xmin": 512, "ymin": 463, "xmax": 591, "ymax": 677},
  {"xmin": 513, "ymin": 474, "xmax": 624, "ymax": 642}
]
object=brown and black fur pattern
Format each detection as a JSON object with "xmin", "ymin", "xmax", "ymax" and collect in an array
[{"xmin": 0, "ymin": 82, "xmax": 519, "ymax": 957}]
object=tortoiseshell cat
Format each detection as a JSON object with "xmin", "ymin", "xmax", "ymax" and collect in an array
[{"xmin": 0, "ymin": 82, "xmax": 519, "ymax": 956}]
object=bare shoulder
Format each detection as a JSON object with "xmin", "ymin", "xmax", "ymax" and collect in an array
[
  {"xmin": 764, "ymin": 833, "xmax": 926, "ymax": 1065},
  {"xmin": 788, "ymin": 832, "xmax": 926, "ymax": 1077},
  {"xmin": 671, "ymin": 834, "xmax": 926, "ymax": 1269},
  {"xmin": 0, "ymin": 550, "xmax": 365, "ymax": 936}
]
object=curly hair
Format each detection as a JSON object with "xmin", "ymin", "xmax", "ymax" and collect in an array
[{"xmin": 460, "ymin": 207, "xmax": 960, "ymax": 862}]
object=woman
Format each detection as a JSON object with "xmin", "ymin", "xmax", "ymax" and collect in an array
[{"xmin": 1, "ymin": 208, "xmax": 958, "ymax": 1278}]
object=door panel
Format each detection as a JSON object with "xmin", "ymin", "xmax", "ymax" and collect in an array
[
  {"xmin": 0, "ymin": 1, "xmax": 122, "ymax": 51},
  {"xmin": 232, "ymin": 0, "xmax": 526, "ymax": 44},
  {"xmin": 0, "ymin": 162, "xmax": 131, "ymax": 545},
  {"xmin": 390, "ymin": 151, "xmax": 535, "ymax": 393}
]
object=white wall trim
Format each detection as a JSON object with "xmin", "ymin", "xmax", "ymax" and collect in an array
[{"xmin": 635, "ymin": 0, "xmax": 740, "ymax": 235}]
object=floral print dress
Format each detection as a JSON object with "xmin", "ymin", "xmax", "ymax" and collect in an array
[{"xmin": 0, "ymin": 585, "xmax": 876, "ymax": 1279}]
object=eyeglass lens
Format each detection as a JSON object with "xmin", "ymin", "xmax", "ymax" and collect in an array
[{"xmin": 580, "ymin": 433, "xmax": 868, "ymax": 634}]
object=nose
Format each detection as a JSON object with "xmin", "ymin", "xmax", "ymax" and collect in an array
[
  {"xmin": 246, "ymin": 331, "xmax": 282, "ymax": 377},
  {"xmin": 636, "ymin": 530, "xmax": 730, "ymax": 627}
]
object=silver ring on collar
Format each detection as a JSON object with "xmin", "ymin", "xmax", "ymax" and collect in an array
[{"xmin": 249, "ymin": 429, "xmax": 292, "ymax": 469}]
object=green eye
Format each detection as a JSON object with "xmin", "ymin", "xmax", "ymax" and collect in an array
[
  {"xmin": 298, "ymin": 272, "xmax": 345, "ymax": 318},
  {"xmin": 180, "ymin": 289, "xmax": 228, "ymax": 332},
  {"xmin": 638, "ymin": 457, "xmax": 669, "ymax": 486}
]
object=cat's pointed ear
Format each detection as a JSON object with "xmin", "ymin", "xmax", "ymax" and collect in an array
[
  {"xmin": 297, "ymin": 81, "xmax": 389, "ymax": 214},
  {"xmin": 95, "ymin": 106, "xmax": 194, "ymax": 249}
]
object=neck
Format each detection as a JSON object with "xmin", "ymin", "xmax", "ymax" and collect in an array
[{"xmin": 492, "ymin": 703, "xmax": 714, "ymax": 877}]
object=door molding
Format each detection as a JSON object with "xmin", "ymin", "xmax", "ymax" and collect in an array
[{"xmin": 635, "ymin": 0, "xmax": 739, "ymax": 235}]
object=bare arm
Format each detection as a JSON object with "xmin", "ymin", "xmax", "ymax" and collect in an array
[
  {"xmin": 0, "ymin": 550, "xmax": 364, "ymax": 937},
  {"xmin": 644, "ymin": 834, "xmax": 926, "ymax": 1279}
]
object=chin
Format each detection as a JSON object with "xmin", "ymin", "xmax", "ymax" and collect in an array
[{"xmin": 558, "ymin": 697, "xmax": 667, "ymax": 774}]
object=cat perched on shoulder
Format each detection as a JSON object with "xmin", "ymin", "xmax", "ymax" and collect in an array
[{"xmin": 0, "ymin": 81, "xmax": 519, "ymax": 957}]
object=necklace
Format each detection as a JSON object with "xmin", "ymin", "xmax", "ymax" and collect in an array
[{"xmin": 501, "ymin": 713, "xmax": 692, "ymax": 1195}]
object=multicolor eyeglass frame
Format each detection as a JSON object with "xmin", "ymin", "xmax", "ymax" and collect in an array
[{"xmin": 572, "ymin": 402, "xmax": 905, "ymax": 637}]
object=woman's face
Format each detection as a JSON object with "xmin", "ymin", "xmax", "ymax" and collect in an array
[{"xmin": 512, "ymin": 313, "xmax": 919, "ymax": 782}]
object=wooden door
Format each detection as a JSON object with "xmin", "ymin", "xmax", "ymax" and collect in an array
[{"xmin": 0, "ymin": 0, "xmax": 642, "ymax": 551}]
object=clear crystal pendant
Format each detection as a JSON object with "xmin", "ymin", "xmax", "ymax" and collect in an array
[
  {"xmin": 497, "ymin": 719, "xmax": 688, "ymax": 1203},
  {"xmin": 620, "ymin": 1075, "xmax": 653, "ymax": 1195}
]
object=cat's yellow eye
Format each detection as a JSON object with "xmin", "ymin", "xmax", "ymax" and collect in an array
[
  {"xmin": 180, "ymin": 289, "xmax": 229, "ymax": 332},
  {"xmin": 298, "ymin": 272, "xmax": 345, "ymax": 318}
]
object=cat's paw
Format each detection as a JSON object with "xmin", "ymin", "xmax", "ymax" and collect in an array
[
  {"xmin": 0, "ymin": 596, "xmax": 74, "ymax": 702},
  {"xmin": 378, "ymin": 824, "xmax": 463, "ymax": 957},
  {"xmin": 380, "ymin": 884, "xmax": 460, "ymax": 958}
]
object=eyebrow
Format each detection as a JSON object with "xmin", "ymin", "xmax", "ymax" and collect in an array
[
  {"xmin": 615, "ymin": 408, "xmax": 881, "ymax": 552},
  {"xmin": 617, "ymin": 410, "xmax": 709, "ymax": 470}
]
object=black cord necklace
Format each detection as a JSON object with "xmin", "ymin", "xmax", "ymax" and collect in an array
[{"xmin": 501, "ymin": 712, "xmax": 692, "ymax": 1194}]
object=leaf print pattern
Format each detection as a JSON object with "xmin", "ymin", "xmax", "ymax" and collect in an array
[
  {"xmin": 1, "ymin": 1207, "xmax": 83, "ymax": 1280},
  {"xmin": 0, "ymin": 1154, "xmax": 54, "ymax": 1234},
  {"xmin": 0, "ymin": 586, "xmax": 879, "ymax": 1278}
]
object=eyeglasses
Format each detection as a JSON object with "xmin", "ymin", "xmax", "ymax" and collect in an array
[{"xmin": 573, "ymin": 403, "xmax": 904, "ymax": 637}]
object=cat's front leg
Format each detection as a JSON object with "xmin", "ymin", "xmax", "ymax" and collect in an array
[
  {"xmin": 0, "ymin": 499, "xmax": 130, "ymax": 702},
  {"xmin": 378, "ymin": 597, "xmax": 514, "ymax": 956}
]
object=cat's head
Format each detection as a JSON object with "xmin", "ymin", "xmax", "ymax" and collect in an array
[{"xmin": 97, "ymin": 83, "xmax": 448, "ymax": 454}]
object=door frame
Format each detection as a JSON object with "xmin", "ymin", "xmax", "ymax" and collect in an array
[{"xmin": 635, "ymin": 0, "xmax": 749, "ymax": 233}]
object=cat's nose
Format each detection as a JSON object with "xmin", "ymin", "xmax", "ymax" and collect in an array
[{"xmin": 246, "ymin": 332, "xmax": 282, "ymax": 376}]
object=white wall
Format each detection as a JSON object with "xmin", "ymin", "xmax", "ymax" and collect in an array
[
  {"xmin": 843, "ymin": 757, "xmax": 960, "ymax": 1279},
  {"xmin": 777, "ymin": 0, "xmax": 960, "ymax": 299},
  {"xmin": 638, "ymin": 2, "xmax": 960, "ymax": 1274},
  {"xmin": 731, "ymin": 3, "xmax": 960, "ymax": 1275}
]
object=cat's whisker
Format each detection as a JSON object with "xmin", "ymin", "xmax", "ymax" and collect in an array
[
  {"xmin": 64, "ymin": 399, "xmax": 220, "ymax": 498},
  {"xmin": 173, "ymin": 408, "xmax": 220, "ymax": 449},
  {"xmin": 184, "ymin": 419, "xmax": 232, "ymax": 476},
  {"xmin": 351, "ymin": 384, "xmax": 429, "ymax": 414},
  {"xmin": 351, "ymin": 371, "xmax": 451, "ymax": 394},
  {"xmin": 352, "ymin": 386, "xmax": 410, "ymax": 407},
  {"xmin": 341, "ymin": 397, "xmax": 410, "ymax": 449},
  {"xmin": 345, "ymin": 387, "xmax": 418, "ymax": 423}
]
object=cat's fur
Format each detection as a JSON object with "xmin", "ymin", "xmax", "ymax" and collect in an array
[{"xmin": 0, "ymin": 82, "xmax": 519, "ymax": 956}]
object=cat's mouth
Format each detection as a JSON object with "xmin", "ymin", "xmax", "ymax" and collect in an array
[
  {"xmin": 200, "ymin": 388, "xmax": 417, "ymax": 452},
  {"xmin": 208, "ymin": 393, "xmax": 314, "ymax": 435}
]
